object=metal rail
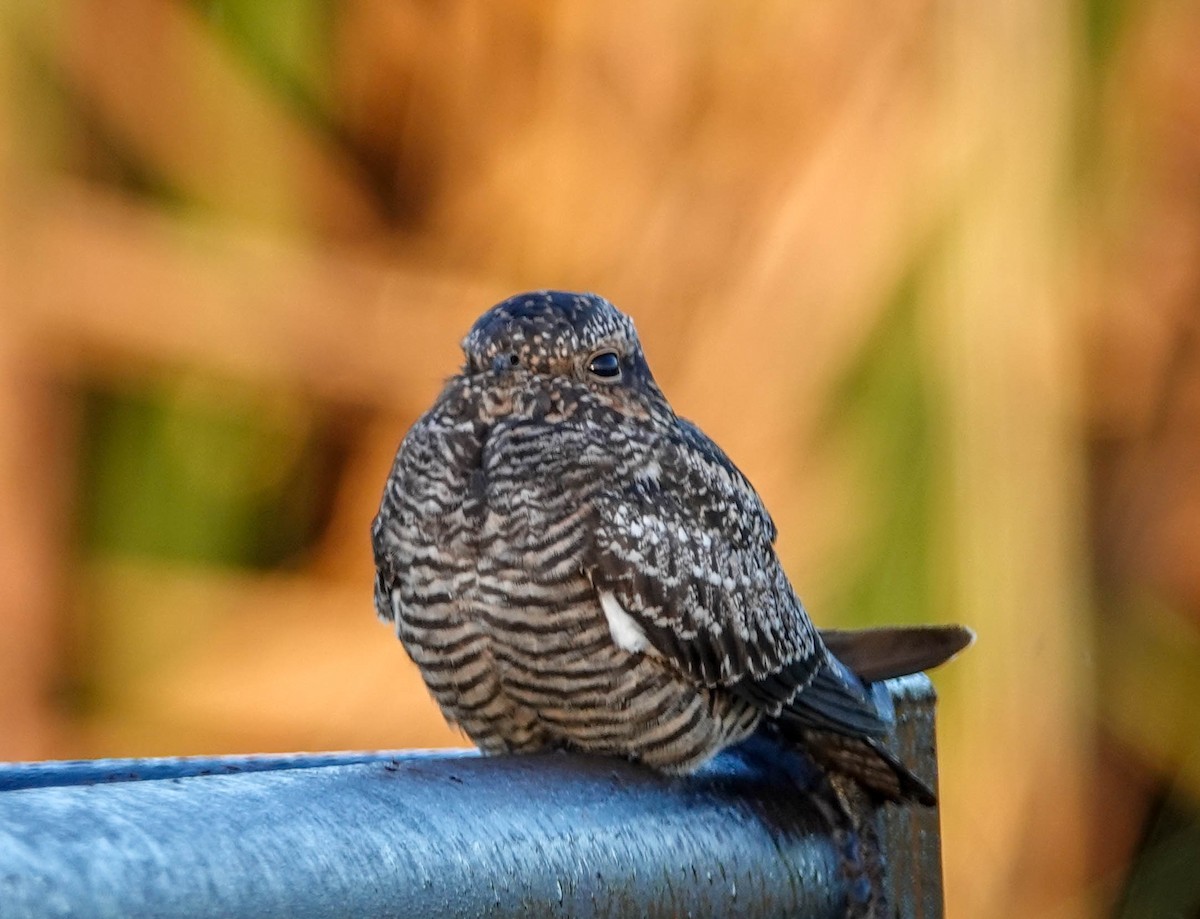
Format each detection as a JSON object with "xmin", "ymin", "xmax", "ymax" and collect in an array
[{"xmin": 0, "ymin": 674, "xmax": 942, "ymax": 919}]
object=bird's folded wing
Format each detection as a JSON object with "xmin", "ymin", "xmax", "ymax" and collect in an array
[{"xmin": 583, "ymin": 419, "xmax": 822, "ymax": 693}]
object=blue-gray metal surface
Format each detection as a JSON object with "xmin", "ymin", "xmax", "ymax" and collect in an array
[
  {"xmin": 0, "ymin": 750, "xmax": 432, "ymax": 791},
  {"xmin": 0, "ymin": 675, "xmax": 941, "ymax": 919},
  {"xmin": 882, "ymin": 674, "xmax": 945, "ymax": 919}
]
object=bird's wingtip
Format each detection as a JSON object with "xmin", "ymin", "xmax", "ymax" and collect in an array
[{"xmin": 820, "ymin": 623, "xmax": 977, "ymax": 683}]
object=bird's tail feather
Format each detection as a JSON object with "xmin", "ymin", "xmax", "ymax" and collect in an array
[
  {"xmin": 799, "ymin": 728, "xmax": 937, "ymax": 805},
  {"xmin": 819, "ymin": 624, "xmax": 975, "ymax": 683},
  {"xmin": 779, "ymin": 625, "xmax": 975, "ymax": 805}
]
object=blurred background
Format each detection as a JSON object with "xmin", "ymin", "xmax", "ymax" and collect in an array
[{"xmin": 2, "ymin": 1, "xmax": 1198, "ymax": 916}]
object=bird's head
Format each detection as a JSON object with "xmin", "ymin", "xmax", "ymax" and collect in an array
[{"xmin": 460, "ymin": 291, "xmax": 667, "ymax": 417}]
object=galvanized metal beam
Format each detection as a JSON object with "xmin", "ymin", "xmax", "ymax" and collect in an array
[{"xmin": 0, "ymin": 674, "xmax": 942, "ymax": 919}]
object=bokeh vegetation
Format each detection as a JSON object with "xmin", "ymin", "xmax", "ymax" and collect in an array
[{"xmin": 3, "ymin": 2, "xmax": 1199, "ymax": 917}]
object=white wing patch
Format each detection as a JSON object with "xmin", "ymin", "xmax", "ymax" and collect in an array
[{"xmin": 599, "ymin": 589, "xmax": 648, "ymax": 653}]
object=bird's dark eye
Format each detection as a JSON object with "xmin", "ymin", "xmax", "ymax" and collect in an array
[
  {"xmin": 587, "ymin": 350, "xmax": 622, "ymax": 380},
  {"xmin": 491, "ymin": 352, "xmax": 521, "ymax": 373}
]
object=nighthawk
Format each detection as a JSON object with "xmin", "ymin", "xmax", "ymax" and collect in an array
[{"xmin": 372, "ymin": 290, "xmax": 971, "ymax": 803}]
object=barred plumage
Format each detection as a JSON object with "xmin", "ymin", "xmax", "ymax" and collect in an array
[{"xmin": 372, "ymin": 290, "xmax": 971, "ymax": 800}]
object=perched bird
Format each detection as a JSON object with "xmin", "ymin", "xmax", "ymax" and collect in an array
[{"xmin": 372, "ymin": 290, "xmax": 971, "ymax": 803}]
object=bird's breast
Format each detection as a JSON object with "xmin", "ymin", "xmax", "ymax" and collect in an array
[{"xmin": 388, "ymin": 407, "xmax": 758, "ymax": 769}]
